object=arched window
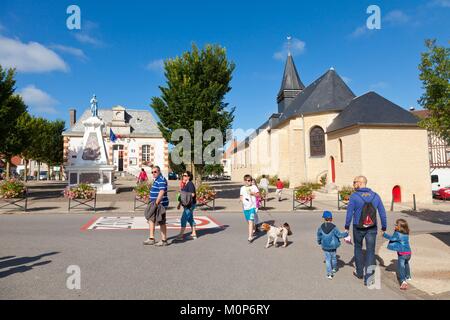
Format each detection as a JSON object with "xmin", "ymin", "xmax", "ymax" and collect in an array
[
  {"xmin": 310, "ymin": 126, "xmax": 325, "ymax": 157},
  {"xmin": 339, "ymin": 139, "xmax": 343, "ymax": 163}
]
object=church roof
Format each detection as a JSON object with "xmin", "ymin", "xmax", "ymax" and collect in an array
[
  {"xmin": 277, "ymin": 68, "xmax": 356, "ymax": 124},
  {"xmin": 63, "ymin": 108, "xmax": 163, "ymax": 137},
  {"xmin": 278, "ymin": 55, "xmax": 305, "ymax": 95},
  {"xmin": 327, "ymin": 92, "xmax": 419, "ymax": 133}
]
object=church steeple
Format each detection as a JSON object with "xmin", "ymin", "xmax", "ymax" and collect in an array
[{"xmin": 277, "ymin": 53, "xmax": 304, "ymax": 113}]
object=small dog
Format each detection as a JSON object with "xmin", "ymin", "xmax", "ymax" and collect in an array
[{"xmin": 261, "ymin": 223, "xmax": 292, "ymax": 248}]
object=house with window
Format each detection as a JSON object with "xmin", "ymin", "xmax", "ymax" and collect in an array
[
  {"xmin": 412, "ymin": 110, "xmax": 450, "ymax": 191},
  {"xmin": 62, "ymin": 106, "xmax": 169, "ymax": 178},
  {"xmin": 231, "ymin": 54, "xmax": 432, "ymax": 204}
]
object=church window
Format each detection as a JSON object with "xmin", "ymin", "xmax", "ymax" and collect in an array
[{"xmin": 310, "ymin": 126, "xmax": 325, "ymax": 157}]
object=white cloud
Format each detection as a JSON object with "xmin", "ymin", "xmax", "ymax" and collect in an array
[
  {"xmin": 146, "ymin": 59, "xmax": 165, "ymax": 72},
  {"xmin": 50, "ymin": 45, "xmax": 87, "ymax": 61},
  {"xmin": 273, "ymin": 37, "xmax": 306, "ymax": 60},
  {"xmin": 0, "ymin": 36, "xmax": 68, "ymax": 73},
  {"xmin": 73, "ymin": 20, "xmax": 103, "ymax": 47},
  {"xmin": 19, "ymin": 85, "xmax": 59, "ymax": 114},
  {"xmin": 370, "ymin": 81, "xmax": 389, "ymax": 90},
  {"xmin": 385, "ymin": 10, "xmax": 411, "ymax": 25},
  {"xmin": 342, "ymin": 76, "xmax": 352, "ymax": 84},
  {"xmin": 349, "ymin": 25, "xmax": 372, "ymax": 39},
  {"xmin": 74, "ymin": 33, "xmax": 103, "ymax": 46},
  {"xmin": 431, "ymin": 0, "xmax": 450, "ymax": 8}
]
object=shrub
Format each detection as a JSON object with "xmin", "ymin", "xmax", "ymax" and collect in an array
[
  {"xmin": 197, "ymin": 184, "xmax": 217, "ymax": 204},
  {"xmin": 134, "ymin": 182, "xmax": 152, "ymax": 202},
  {"xmin": 0, "ymin": 179, "xmax": 26, "ymax": 199},
  {"xmin": 64, "ymin": 183, "xmax": 96, "ymax": 200},
  {"xmin": 320, "ymin": 174, "xmax": 327, "ymax": 186},
  {"xmin": 303, "ymin": 182, "xmax": 322, "ymax": 190},
  {"xmin": 294, "ymin": 184, "xmax": 315, "ymax": 202},
  {"xmin": 339, "ymin": 186, "xmax": 354, "ymax": 201}
]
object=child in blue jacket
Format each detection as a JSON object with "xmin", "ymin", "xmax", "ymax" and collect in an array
[
  {"xmin": 317, "ymin": 211, "xmax": 349, "ymax": 279},
  {"xmin": 383, "ymin": 219, "xmax": 412, "ymax": 290}
]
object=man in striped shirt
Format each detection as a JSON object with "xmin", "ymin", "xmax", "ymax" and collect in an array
[{"xmin": 143, "ymin": 166, "xmax": 170, "ymax": 246}]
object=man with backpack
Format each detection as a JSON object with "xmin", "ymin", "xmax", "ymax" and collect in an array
[{"xmin": 345, "ymin": 176, "xmax": 387, "ymax": 286}]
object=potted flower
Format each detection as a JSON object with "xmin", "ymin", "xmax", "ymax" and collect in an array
[
  {"xmin": 64, "ymin": 183, "xmax": 96, "ymax": 200},
  {"xmin": 294, "ymin": 185, "xmax": 315, "ymax": 202},
  {"xmin": 258, "ymin": 187, "xmax": 267, "ymax": 200},
  {"xmin": 197, "ymin": 184, "xmax": 217, "ymax": 205},
  {"xmin": 134, "ymin": 182, "xmax": 152, "ymax": 202},
  {"xmin": 0, "ymin": 178, "xmax": 26, "ymax": 199},
  {"xmin": 339, "ymin": 186, "xmax": 354, "ymax": 202}
]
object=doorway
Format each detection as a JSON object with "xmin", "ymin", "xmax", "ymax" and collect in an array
[
  {"xmin": 113, "ymin": 145, "xmax": 124, "ymax": 172},
  {"xmin": 330, "ymin": 156, "xmax": 336, "ymax": 183},
  {"xmin": 392, "ymin": 185, "xmax": 401, "ymax": 203}
]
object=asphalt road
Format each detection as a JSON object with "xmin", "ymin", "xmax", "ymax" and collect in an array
[{"xmin": 1, "ymin": 210, "xmax": 449, "ymax": 300}]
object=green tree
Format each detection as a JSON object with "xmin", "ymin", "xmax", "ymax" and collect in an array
[
  {"xmin": 41, "ymin": 120, "xmax": 65, "ymax": 179},
  {"xmin": 0, "ymin": 67, "xmax": 29, "ymax": 178},
  {"xmin": 418, "ymin": 39, "xmax": 450, "ymax": 144},
  {"xmin": 151, "ymin": 44, "xmax": 235, "ymax": 184}
]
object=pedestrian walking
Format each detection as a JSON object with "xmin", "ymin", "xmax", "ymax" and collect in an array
[
  {"xmin": 345, "ymin": 176, "xmax": 387, "ymax": 285},
  {"xmin": 240, "ymin": 174, "xmax": 260, "ymax": 243},
  {"xmin": 143, "ymin": 166, "xmax": 170, "ymax": 247},
  {"xmin": 252, "ymin": 178, "xmax": 261, "ymax": 234},
  {"xmin": 383, "ymin": 219, "xmax": 412, "ymax": 290},
  {"xmin": 317, "ymin": 211, "xmax": 349, "ymax": 279},
  {"xmin": 276, "ymin": 178, "xmax": 284, "ymax": 201},
  {"xmin": 259, "ymin": 175, "xmax": 269, "ymax": 198},
  {"xmin": 174, "ymin": 171, "xmax": 198, "ymax": 241},
  {"xmin": 137, "ymin": 168, "xmax": 148, "ymax": 184}
]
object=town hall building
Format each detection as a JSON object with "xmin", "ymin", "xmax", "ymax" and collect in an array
[
  {"xmin": 231, "ymin": 54, "xmax": 432, "ymax": 204},
  {"xmin": 63, "ymin": 105, "xmax": 169, "ymax": 179}
]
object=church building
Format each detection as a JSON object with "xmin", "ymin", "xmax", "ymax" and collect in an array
[{"xmin": 231, "ymin": 54, "xmax": 432, "ymax": 204}]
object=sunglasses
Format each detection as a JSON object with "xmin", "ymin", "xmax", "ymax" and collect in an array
[
  {"xmin": 245, "ymin": 179, "xmax": 252, "ymax": 182},
  {"xmin": 182, "ymin": 174, "xmax": 189, "ymax": 177},
  {"xmin": 152, "ymin": 171, "xmax": 159, "ymax": 174}
]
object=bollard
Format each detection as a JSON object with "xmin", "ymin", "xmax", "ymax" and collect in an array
[
  {"xmin": 390, "ymin": 198, "xmax": 394, "ymax": 212},
  {"xmin": 413, "ymin": 194, "xmax": 416, "ymax": 211}
]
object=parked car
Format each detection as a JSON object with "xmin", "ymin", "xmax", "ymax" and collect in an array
[
  {"xmin": 39, "ymin": 171, "xmax": 48, "ymax": 180},
  {"xmin": 168, "ymin": 172, "xmax": 178, "ymax": 180},
  {"xmin": 434, "ymin": 186, "xmax": 450, "ymax": 200},
  {"xmin": 431, "ymin": 169, "xmax": 450, "ymax": 194}
]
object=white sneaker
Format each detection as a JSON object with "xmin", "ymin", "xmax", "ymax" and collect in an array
[{"xmin": 327, "ymin": 275, "xmax": 333, "ymax": 280}]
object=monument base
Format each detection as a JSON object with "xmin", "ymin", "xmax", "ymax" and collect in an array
[{"xmin": 66, "ymin": 164, "xmax": 117, "ymax": 194}]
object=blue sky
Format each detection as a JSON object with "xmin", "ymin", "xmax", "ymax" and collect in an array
[{"xmin": 0, "ymin": 0, "xmax": 449, "ymax": 137}]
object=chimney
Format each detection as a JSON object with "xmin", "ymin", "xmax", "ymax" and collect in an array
[{"xmin": 69, "ymin": 109, "xmax": 76, "ymax": 127}]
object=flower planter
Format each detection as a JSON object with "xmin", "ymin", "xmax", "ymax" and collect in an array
[
  {"xmin": 0, "ymin": 179, "xmax": 28, "ymax": 212},
  {"xmin": 65, "ymin": 184, "xmax": 97, "ymax": 212}
]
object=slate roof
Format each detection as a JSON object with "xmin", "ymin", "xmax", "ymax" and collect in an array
[
  {"xmin": 327, "ymin": 92, "xmax": 419, "ymax": 133},
  {"xmin": 278, "ymin": 55, "xmax": 305, "ymax": 95},
  {"xmin": 277, "ymin": 68, "xmax": 356, "ymax": 125},
  {"xmin": 63, "ymin": 108, "xmax": 163, "ymax": 137}
]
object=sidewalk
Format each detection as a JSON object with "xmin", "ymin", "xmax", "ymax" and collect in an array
[{"xmin": 1, "ymin": 179, "xmax": 449, "ymax": 215}]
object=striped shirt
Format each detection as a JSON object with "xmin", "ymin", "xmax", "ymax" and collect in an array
[{"xmin": 150, "ymin": 174, "xmax": 169, "ymax": 208}]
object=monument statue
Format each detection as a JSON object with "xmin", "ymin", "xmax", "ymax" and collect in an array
[{"xmin": 90, "ymin": 94, "xmax": 98, "ymax": 117}]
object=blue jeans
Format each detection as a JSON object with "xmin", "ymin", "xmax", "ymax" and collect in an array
[
  {"xmin": 353, "ymin": 226, "xmax": 377, "ymax": 282},
  {"xmin": 324, "ymin": 250, "xmax": 337, "ymax": 275},
  {"xmin": 398, "ymin": 254, "xmax": 411, "ymax": 282},
  {"xmin": 180, "ymin": 205, "xmax": 196, "ymax": 228}
]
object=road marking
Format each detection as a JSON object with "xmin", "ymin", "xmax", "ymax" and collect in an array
[{"xmin": 82, "ymin": 216, "xmax": 221, "ymax": 231}]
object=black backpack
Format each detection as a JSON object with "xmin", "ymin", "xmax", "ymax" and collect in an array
[{"xmin": 355, "ymin": 192, "xmax": 377, "ymax": 229}]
